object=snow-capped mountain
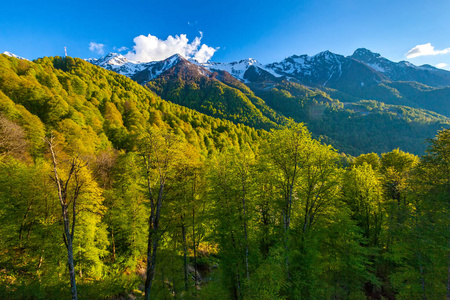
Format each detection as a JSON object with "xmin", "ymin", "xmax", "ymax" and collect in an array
[
  {"xmin": 87, "ymin": 53, "xmax": 209, "ymax": 83},
  {"xmin": 351, "ymin": 48, "xmax": 397, "ymax": 74},
  {"xmin": 131, "ymin": 54, "xmax": 212, "ymax": 84},
  {"xmin": 267, "ymin": 50, "xmax": 347, "ymax": 81},
  {"xmin": 88, "ymin": 53, "xmax": 282, "ymax": 84},
  {"xmin": 88, "ymin": 48, "xmax": 450, "ymax": 89},
  {"xmin": 86, "ymin": 53, "xmax": 152, "ymax": 77},
  {"xmin": 2, "ymin": 51, "xmax": 29, "ymax": 61},
  {"xmin": 351, "ymin": 48, "xmax": 450, "ymax": 87},
  {"xmin": 201, "ymin": 58, "xmax": 282, "ymax": 82},
  {"xmin": 265, "ymin": 50, "xmax": 388, "ymax": 93}
]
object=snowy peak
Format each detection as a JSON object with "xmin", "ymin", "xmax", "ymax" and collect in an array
[
  {"xmin": 131, "ymin": 54, "xmax": 211, "ymax": 84},
  {"xmin": 87, "ymin": 52, "xmax": 147, "ymax": 77},
  {"xmin": 352, "ymin": 48, "xmax": 381, "ymax": 61},
  {"xmin": 2, "ymin": 51, "xmax": 29, "ymax": 61},
  {"xmin": 398, "ymin": 60, "xmax": 415, "ymax": 68},
  {"xmin": 419, "ymin": 64, "xmax": 437, "ymax": 70},
  {"xmin": 87, "ymin": 52, "xmax": 189, "ymax": 80},
  {"xmin": 165, "ymin": 53, "xmax": 184, "ymax": 66},
  {"xmin": 201, "ymin": 58, "xmax": 282, "ymax": 82},
  {"xmin": 266, "ymin": 50, "xmax": 349, "ymax": 86},
  {"xmin": 87, "ymin": 48, "xmax": 450, "ymax": 88},
  {"xmin": 350, "ymin": 49, "xmax": 450, "ymax": 86},
  {"xmin": 351, "ymin": 48, "xmax": 397, "ymax": 74},
  {"xmin": 313, "ymin": 50, "xmax": 341, "ymax": 62},
  {"xmin": 229, "ymin": 58, "xmax": 259, "ymax": 67},
  {"xmin": 266, "ymin": 49, "xmax": 394, "ymax": 92},
  {"xmin": 87, "ymin": 53, "xmax": 130, "ymax": 66}
]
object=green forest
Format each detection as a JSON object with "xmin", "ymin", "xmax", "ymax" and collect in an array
[{"xmin": 1, "ymin": 54, "xmax": 450, "ymax": 300}]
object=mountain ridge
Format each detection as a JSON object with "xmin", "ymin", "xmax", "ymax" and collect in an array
[
  {"xmin": 1, "ymin": 51, "xmax": 449, "ymax": 156},
  {"xmin": 87, "ymin": 47, "xmax": 450, "ymax": 88}
]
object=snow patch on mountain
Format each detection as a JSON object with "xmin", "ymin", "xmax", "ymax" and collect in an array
[
  {"xmin": 2, "ymin": 51, "xmax": 29, "ymax": 61},
  {"xmin": 266, "ymin": 51, "xmax": 347, "ymax": 86},
  {"xmin": 201, "ymin": 58, "xmax": 282, "ymax": 81},
  {"xmin": 87, "ymin": 53, "xmax": 188, "ymax": 84},
  {"xmin": 87, "ymin": 48, "xmax": 450, "ymax": 88},
  {"xmin": 367, "ymin": 63, "xmax": 385, "ymax": 73},
  {"xmin": 145, "ymin": 55, "xmax": 184, "ymax": 80},
  {"xmin": 86, "ymin": 53, "xmax": 152, "ymax": 77}
]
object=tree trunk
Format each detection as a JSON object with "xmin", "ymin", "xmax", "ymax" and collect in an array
[
  {"xmin": 236, "ymin": 272, "xmax": 242, "ymax": 300},
  {"xmin": 144, "ymin": 217, "xmax": 154, "ymax": 300},
  {"xmin": 284, "ymin": 182, "xmax": 294, "ymax": 279},
  {"xmin": 37, "ymin": 249, "xmax": 44, "ymax": 269},
  {"xmin": 46, "ymin": 136, "xmax": 79, "ymax": 300},
  {"xmin": 145, "ymin": 236, "xmax": 160, "ymax": 299},
  {"xmin": 67, "ymin": 240, "xmax": 77, "ymax": 300},
  {"xmin": 111, "ymin": 229, "xmax": 116, "ymax": 263},
  {"xmin": 181, "ymin": 220, "xmax": 189, "ymax": 292},
  {"xmin": 241, "ymin": 182, "xmax": 249, "ymax": 281},
  {"xmin": 447, "ymin": 232, "xmax": 450, "ymax": 300},
  {"xmin": 192, "ymin": 207, "xmax": 198, "ymax": 290},
  {"xmin": 144, "ymin": 182, "xmax": 164, "ymax": 300},
  {"xmin": 63, "ymin": 206, "xmax": 77, "ymax": 300},
  {"xmin": 418, "ymin": 251, "xmax": 426, "ymax": 300},
  {"xmin": 19, "ymin": 201, "xmax": 33, "ymax": 243}
]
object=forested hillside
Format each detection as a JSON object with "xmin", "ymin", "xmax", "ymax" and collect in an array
[
  {"xmin": 248, "ymin": 80, "xmax": 450, "ymax": 155},
  {"xmin": 144, "ymin": 57, "xmax": 285, "ymax": 131},
  {"xmin": 86, "ymin": 50, "xmax": 450, "ymax": 156},
  {"xmin": 2, "ymin": 54, "xmax": 450, "ymax": 300},
  {"xmin": 135, "ymin": 56, "xmax": 450, "ymax": 156}
]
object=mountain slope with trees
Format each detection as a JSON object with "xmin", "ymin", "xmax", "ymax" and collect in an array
[
  {"xmin": 87, "ymin": 50, "xmax": 450, "ymax": 156},
  {"xmin": 143, "ymin": 56, "xmax": 286, "ymax": 130},
  {"xmin": 2, "ymin": 53, "xmax": 450, "ymax": 299},
  {"xmin": 250, "ymin": 80, "xmax": 450, "ymax": 155}
]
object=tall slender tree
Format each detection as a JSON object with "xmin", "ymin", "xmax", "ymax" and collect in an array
[
  {"xmin": 44, "ymin": 135, "xmax": 84, "ymax": 300},
  {"xmin": 263, "ymin": 122, "xmax": 312, "ymax": 277},
  {"xmin": 139, "ymin": 127, "xmax": 183, "ymax": 300}
]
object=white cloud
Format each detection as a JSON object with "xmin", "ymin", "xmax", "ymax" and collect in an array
[
  {"xmin": 406, "ymin": 43, "xmax": 450, "ymax": 59},
  {"xmin": 117, "ymin": 46, "xmax": 128, "ymax": 52},
  {"xmin": 194, "ymin": 44, "xmax": 217, "ymax": 63},
  {"xmin": 436, "ymin": 63, "xmax": 448, "ymax": 69},
  {"xmin": 89, "ymin": 42, "xmax": 105, "ymax": 55},
  {"xmin": 125, "ymin": 32, "xmax": 218, "ymax": 63}
]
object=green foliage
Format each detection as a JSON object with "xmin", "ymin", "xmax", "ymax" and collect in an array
[
  {"xmin": 353, "ymin": 152, "xmax": 381, "ymax": 171},
  {"xmin": 104, "ymin": 152, "xmax": 148, "ymax": 267},
  {"xmin": 146, "ymin": 70, "xmax": 283, "ymax": 131},
  {"xmin": 342, "ymin": 163, "xmax": 384, "ymax": 246},
  {"xmin": 0, "ymin": 155, "xmax": 108, "ymax": 297}
]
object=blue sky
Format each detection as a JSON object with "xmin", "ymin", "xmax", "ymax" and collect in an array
[{"xmin": 2, "ymin": 0, "xmax": 450, "ymax": 68}]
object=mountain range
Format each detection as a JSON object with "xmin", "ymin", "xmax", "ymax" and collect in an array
[
  {"xmin": 84, "ymin": 48, "xmax": 450, "ymax": 155},
  {"xmin": 87, "ymin": 48, "xmax": 450, "ymax": 88},
  {"xmin": 87, "ymin": 48, "xmax": 450, "ymax": 116},
  {"xmin": 4, "ymin": 48, "xmax": 449, "ymax": 155}
]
